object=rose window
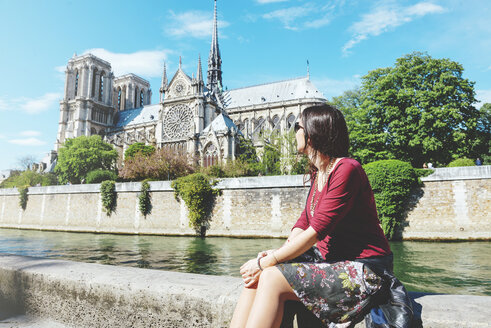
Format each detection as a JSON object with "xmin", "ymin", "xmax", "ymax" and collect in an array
[{"xmin": 163, "ymin": 104, "xmax": 193, "ymax": 139}]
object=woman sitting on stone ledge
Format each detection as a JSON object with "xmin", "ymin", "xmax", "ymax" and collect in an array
[{"xmin": 230, "ymin": 104, "xmax": 412, "ymax": 328}]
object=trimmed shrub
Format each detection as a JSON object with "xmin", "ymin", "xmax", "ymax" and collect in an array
[
  {"xmin": 171, "ymin": 173, "xmax": 220, "ymax": 236},
  {"xmin": 86, "ymin": 169, "xmax": 118, "ymax": 184},
  {"xmin": 363, "ymin": 160, "xmax": 418, "ymax": 240},
  {"xmin": 100, "ymin": 180, "xmax": 117, "ymax": 215},
  {"xmin": 138, "ymin": 180, "xmax": 152, "ymax": 216},
  {"xmin": 414, "ymin": 168, "xmax": 435, "ymax": 181},
  {"xmin": 447, "ymin": 158, "xmax": 475, "ymax": 167}
]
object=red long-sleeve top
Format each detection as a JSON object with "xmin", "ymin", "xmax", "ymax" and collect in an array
[{"xmin": 293, "ymin": 158, "xmax": 391, "ymax": 261}]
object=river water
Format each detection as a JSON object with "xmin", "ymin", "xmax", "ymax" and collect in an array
[{"xmin": 0, "ymin": 228, "xmax": 489, "ymax": 296}]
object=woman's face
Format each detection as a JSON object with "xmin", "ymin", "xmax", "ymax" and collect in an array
[{"xmin": 295, "ymin": 119, "xmax": 307, "ymax": 154}]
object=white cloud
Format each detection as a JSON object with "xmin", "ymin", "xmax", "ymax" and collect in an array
[
  {"xmin": 476, "ymin": 89, "xmax": 491, "ymax": 108},
  {"xmin": 20, "ymin": 93, "xmax": 61, "ymax": 114},
  {"xmin": 256, "ymin": 0, "xmax": 288, "ymax": 4},
  {"xmin": 311, "ymin": 76, "xmax": 360, "ymax": 100},
  {"xmin": 165, "ymin": 10, "xmax": 229, "ymax": 39},
  {"xmin": 0, "ymin": 133, "xmax": 5, "ymax": 139},
  {"xmin": 8, "ymin": 138, "xmax": 47, "ymax": 146},
  {"xmin": 343, "ymin": 2, "xmax": 445, "ymax": 55},
  {"xmin": 19, "ymin": 130, "xmax": 41, "ymax": 137},
  {"xmin": 55, "ymin": 66, "xmax": 66, "ymax": 73},
  {"xmin": 263, "ymin": 4, "xmax": 316, "ymax": 30},
  {"xmin": 262, "ymin": 2, "xmax": 340, "ymax": 30},
  {"xmin": 0, "ymin": 98, "xmax": 8, "ymax": 111},
  {"xmin": 83, "ymin": 48, "xmax": 169, "ymax": 78},
  {"xmin": 0, "ymin": 92, "xmax": 61, "ymax": 114}
]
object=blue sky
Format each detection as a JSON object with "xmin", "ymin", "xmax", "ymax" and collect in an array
[{"xmin": 1, "ymin": 0, "xmax": 490, "ymax": 171}]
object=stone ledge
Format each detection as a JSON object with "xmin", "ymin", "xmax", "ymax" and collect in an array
[
  {"xmin": 0, "ymin": 254, "xmax": 489, "ymax": 327},
  {"xmin": 421, "ymin": 165, "xmax": 491, "ymax": 181}
]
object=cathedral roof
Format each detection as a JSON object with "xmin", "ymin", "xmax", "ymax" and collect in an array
[
  {"xmin": 113, "ymin": 104, "xmax": 159, "ymax": 128},
  {"xmin": 202, "ymin": 113, "xmax": 239, "ymax": 134},
  {"xmin": 224, "ymin": 77, "xmax": 325, "ymax": 109}
]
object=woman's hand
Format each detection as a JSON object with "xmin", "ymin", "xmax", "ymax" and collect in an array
[
  {"xmin": 240, "ymin": 258, "xmax": 262, "ymax": 288},
  {"xmin": 257, "ymin": 249, "xmax": 275, "ymax": 259}
]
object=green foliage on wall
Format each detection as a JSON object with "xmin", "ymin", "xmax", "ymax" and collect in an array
[
  {"xmin": 18, "ymin": 185, "xmax": 28, "ymax": 210},
  {"xmin": 364, "ymin": 160, "xmax": 418, "ymax": 240},
  {"xmin": 86, "ymin": 169, "xmax": 118, "ymax": 184},
  {"xmin": 100, "ymin": 180, "xmax": 117, "ymax": 215},
  {"xmin": 55, "ymin": 135, "xmax": 118, "ymax": 185},
  {"xmin": 171, "ymin": 173, "xmax": 220, "ymax": 236},
  {"xmin": 447, "ymin": 158, "xmax": 475, "ymax": 167},
  {"xmin": 138, "ymin": 180, "xmax": 152, "ymax": 216}
]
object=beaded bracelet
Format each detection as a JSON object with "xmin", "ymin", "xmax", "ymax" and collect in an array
[{"xmin": 257, "ymin": 256, "xmax": 263, "ymax": 271}]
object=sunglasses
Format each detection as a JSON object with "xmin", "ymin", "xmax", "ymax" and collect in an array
[{"xmin": 294, "ymin": 122, "xmax": 304, "ymax": 132}]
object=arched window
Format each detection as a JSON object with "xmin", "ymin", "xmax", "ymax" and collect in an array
[
  {"xmin": 204, "ymin": 143, "xmax": 219, "ymax": 167},
  {"xmin": 257, "ymin": 117, "xmax": 265, "ymax": 133},
  {"xmin": 91, "ymin": 68, "xmax": 98, "ymax": 98},
  {"xmin": 74, "ymin": 70, "xmax": 79, "ymax": 97},
  {"xmin": 91, "ymin": 127, "xmax": 97, "ymax": 135},
  {"xmin": 272, "ymin": 115, "xmax": 280, "ymax": 130},
  {"xmin": 140, "ymin": 90, "xmax": 144, "ymax": 107},
  {"xmin": 117, "ymin": 87, "xmax": 122, "ymax": 111},
  {"xmin": 121, "ymin": 85, "xmax": 127, "ymax": 111},
  {"xmin": 99, "ymin": 72, "xmax": 104, "ymax": 101},
  {"xmin": 134, "ymin": 86, "xmax": 138, "ymax": 108},
  {"xmin": 287, "ymin": 113, "xmax": 295, "ymax": 130},
  {"xmin": 243, "ymin": 118, "xmax": 249, "ymax": 135}
]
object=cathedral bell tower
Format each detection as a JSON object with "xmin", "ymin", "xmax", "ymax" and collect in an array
[{"xmin": 56, "ymin": 54, "xmax": 115, "ymax": 151}]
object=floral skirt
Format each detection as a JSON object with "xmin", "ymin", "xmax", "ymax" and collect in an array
[{"xmin": 277, "ymin": 248, "xmax": 383, "ymax": 328}]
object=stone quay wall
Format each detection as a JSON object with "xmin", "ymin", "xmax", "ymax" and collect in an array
[
  {"xmin": 0, "ymin": 166, "xmax": 490, "ymax": 240},
  {"xmin": 1, "ymin": 254, "xmax": 489, "ymax": 328}
]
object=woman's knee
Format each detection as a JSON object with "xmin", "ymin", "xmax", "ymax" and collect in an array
[{"xmin": 258, "ymin": 266, "xmax": 281, "ymax": 285}]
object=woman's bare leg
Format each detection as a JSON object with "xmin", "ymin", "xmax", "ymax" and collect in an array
[
  {"xmin": 230, "ymin": 286, "xmax": 257, "ymax": 328},
  {"xmin": 245, "ymin": 267, "xmax": 299, "ymax": 328}
]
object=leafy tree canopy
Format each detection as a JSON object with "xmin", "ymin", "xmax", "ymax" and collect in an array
[
  {"xmin": 55, "ymin": 135, "xmax": 118, "ymax": 184},
  {"xmin": 124, "ymin": 142, "xmax": 155, "ymax": 159},
  {"xmin": 0, "ymin": 170, "xmax": 57, "ymax": 188},
  {"xmin": 336, "ymin": 52, "xmax": 483, "ymax": 167}
]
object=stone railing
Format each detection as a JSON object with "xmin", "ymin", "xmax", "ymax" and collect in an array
[{"xmin": 0, "ymin": 254, "xmax": 489, "ymax": 327}]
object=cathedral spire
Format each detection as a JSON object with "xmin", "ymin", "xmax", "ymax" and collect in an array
[
  {"xmin": 197, "ymin": 54, "xmax": 203, "ymax": 83},
  {"xmin": 160, "ymin": 62, "xmax": 167, "ymax": 103},
  {"xmin": 161, "ymin": 62, "xmax": 168, "ymax": 88},
  {"xmin": 207, "ymin": 0, "xmax": 222, "ymax": 93}
]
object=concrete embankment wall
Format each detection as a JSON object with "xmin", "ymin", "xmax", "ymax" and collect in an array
[
  {"xmin": 0, "ymin": 166, "xmax": 490, "ymax": 239},
  {"xmin": 0, "ymin": 254, "xmax": 489, "ymax": 328}
]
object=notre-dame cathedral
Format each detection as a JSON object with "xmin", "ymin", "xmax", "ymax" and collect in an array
[{"xmin": 55, "ymin": 0, "xmax": 326, "ymax": 167}]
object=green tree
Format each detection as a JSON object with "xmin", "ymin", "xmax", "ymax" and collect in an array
[
  {"xmin": 55, "ymin": 135, "xmax": 118, "ymax": 184},
  {"xmin": 0, "ymin": 170, "xmax": 57, "ymax": 188},
  {"xmin": 475, "ymin": 103, "xmax": 491, "ymax": 163},
  {"xmin": 344, "ymin": 52, "xmax": 481, "ymax": 167},
  {"xmin": 124, "ymin": 142, "xmax": 155, "ymax": 159}
]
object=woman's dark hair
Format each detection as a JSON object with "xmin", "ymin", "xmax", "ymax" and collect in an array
[{"xmin": 300, "ymin": 103, "xmax": 349, "ymax": 160}]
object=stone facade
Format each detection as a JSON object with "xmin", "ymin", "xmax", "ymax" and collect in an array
[{"xmin": 1, "ymin": 168, "xmax": 490, "ymax": 240}]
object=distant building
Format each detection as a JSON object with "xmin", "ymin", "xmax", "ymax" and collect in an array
[
  {"xmin": 55, "ymin": 0, "xmax": 326, "ymax": 166},
  {"xmin": 0, "ymin": 170, "xmax": 13, "ymax": 184}
]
